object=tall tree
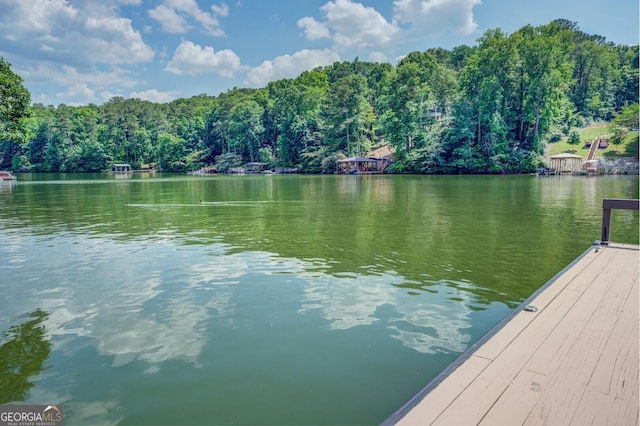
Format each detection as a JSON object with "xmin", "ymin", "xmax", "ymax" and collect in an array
[
  {"xmin": 612, "ymin": 45, "xmax": 639, "ymax": 112},
  {"xmin": 228, "ymin": 99, "xmax": 264, "ymax": 163},
  {"xmin": 379, "ymin": 54, "xmax": 435, "ymax": 153},
  {"xmin": 514, "ymin": 23, "xmax": 573, "ymax": 152},
  {"xmin": 0, "ymin": 57, "xmax": 31, "ymax": 145},
  {"xmin": 0, "ymin": 58, "xmax": 31, "ymax": 169},
  {"xmin": 324, "ymin": 74, "xmax": 371, "ymax": 155},
  {"xmin": 269, "ymin": 71, "xmax": 328, "ymax": 166}
]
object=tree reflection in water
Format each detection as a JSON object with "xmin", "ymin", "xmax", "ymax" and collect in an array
[{"xmin": 0, "ymin": 309, "xmax": 51, "ymax": 404}]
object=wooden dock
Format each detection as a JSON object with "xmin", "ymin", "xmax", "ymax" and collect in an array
[{"xmin": 384, "ymin": 242, "xmax": 639, "ymax": 425}]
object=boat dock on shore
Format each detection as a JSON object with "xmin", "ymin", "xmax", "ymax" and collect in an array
[
  {"xmin": 384, "ymin": 199, "xmax": 639, "ymax": 425},
  {"xmin": 0, "ymin": 171, "xmax": 16, "ymax": 182}
]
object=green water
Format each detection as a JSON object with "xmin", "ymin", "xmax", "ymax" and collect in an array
[{"xmin": 0, "ymin": 174, "xmax": 637, "ymax": 425}]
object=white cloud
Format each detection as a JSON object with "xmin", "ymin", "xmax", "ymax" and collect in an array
[
  {"xmin": 57, "ymin": 65, "xmax": 138, "ymax": 89},
  {"xmin": 100, "ymin": 91, "xmax": 124, "ymax": 102},
  {"xmin": 299, "ymin": 0, "xmax": 401, "ymax": 50},
  {"xmin": 297, "ymin": 0, "xmax": 480, "ymax": 54},
  {"xmin": 1, "ymin": 0, "xmax": 78, "ymax": 33},
  {"xmin": 129, "ymin": 88, "xmax": 178, "ymax": 103},
  {"xmin": 0, "ymin": 0, "xmax": 154, "ymax": 65},
  {"xmin": 83, "ymin": 15, "xmax": 155, "ymax": 64},
  {"xmin": 149, "ymin": 0, "xmax": 226, "ymax": 36},
  {"xmin": 211, "ymin": 2, "xmax": 229, "ymax": 17},
  {"xmin": 324, "ymin": 0, "xmax": 401, "ymax": 48},
  {"xmin": 148, "ymin": 4, "xmax": 192, "ymax": 33},
  {"xmin": 393, "ymin": 0, "xmax": 481, "ymax": 36},
  {"xmin": 245, "ymin": 49, "xmax": 341, "ymax": 87},
  {"xmin": 297, "ymin": 17, "xmax": 331, "ymax": 40},
  {"xmin": 19, "ymin": 62, "xmax": 140, "ymax": 105},
  {"xmin": 20, "ymin": 62, "xmax": 131, "ymax": 88},
  {"xmin": 56, "ymin": 83, "xmax": 96, "ymax": 105},
  {"xmin": 165, "ymin": 40, "xmax": 243, "ymax": 77},
  {"xmin": 0, "ymin": 0, "xmax": 485, "ymax": 106},
  {"xmin": 368, "ymin": 51, "xmax": 389, "ymax": 62},
  {"xmin": 40, "ymin": 44, "xmax": 55, "ymax": 53}
]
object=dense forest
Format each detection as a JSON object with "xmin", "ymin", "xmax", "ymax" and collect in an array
[{"xmin": 1, "ymin": 19, "xmax": 638, "ymax": 174}]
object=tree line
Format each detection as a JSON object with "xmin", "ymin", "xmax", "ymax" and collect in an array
[{"xmin": 1, "ymin": 19, "xmax": 638, "ymax": 174}]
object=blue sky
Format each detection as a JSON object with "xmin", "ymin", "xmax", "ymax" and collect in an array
[{"xmin": 0, "ymin": 0, "xmax": 637, "ymax": 106}]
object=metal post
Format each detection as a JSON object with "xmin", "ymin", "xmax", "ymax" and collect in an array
[{"xmin": 601, "ymin": 205, "xmax": 611, "ymax": 245}]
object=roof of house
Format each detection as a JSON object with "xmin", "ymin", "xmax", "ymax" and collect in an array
[{"xmin": 337, "ymin": 156, "xmax": 384, "ymax": 163}]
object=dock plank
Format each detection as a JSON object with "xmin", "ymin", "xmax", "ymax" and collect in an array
[
  {"xmin": 394, "ymin": 356, "xmax": 491, "ymax": 425},
  {"xmin": 525, "ymin": 245, "xmax": 631, "ymax": 377},
  {"xmin": 389, "ymin": 244, "xmax": 639, "ymax": 426},
  {"xmin": 570, "ymin": 275, "xmax": 639, "ymax": 426},
  {"xmin": 581, "ymin": 265, "xmax": 638, "ymax": 398},
  {"xmin": 473, "ymin": 247, "xmax": 603, "ymax": 361},
  {"xmin": 523, "ymin": 290, "xmax": 624, "ymax": 424}
]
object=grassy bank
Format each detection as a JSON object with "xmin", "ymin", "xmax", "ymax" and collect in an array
[{"xmin": 545, "ymin": 125, "xmax": 639, "ymax": 159}]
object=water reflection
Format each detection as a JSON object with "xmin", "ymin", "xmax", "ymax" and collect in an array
[
  {"xmin": 0, "ymin": 309, "xmax": 51, "ymax": 404},
  {"xmin": 3, "ymin": 229, "xmax": 486, "ymax": 368},
  {"xmin": 37, "ymin": 241, "xmax": 225, "ymax": 369},
  {"xmin": 0, "ymin": 174, "xmax": 638, "ymax": 424},
  {"xmin": 387, "ymin": 281, "xmax": 474, "ymax": 354},
  {"xmin": 299, "ymin": 271, "xmax": 474, "ymax": 354}
]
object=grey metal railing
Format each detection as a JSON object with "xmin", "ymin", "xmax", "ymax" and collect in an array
[{"xmin": 600, "ymin": 198, "xmax": 640, "ymax": 245}]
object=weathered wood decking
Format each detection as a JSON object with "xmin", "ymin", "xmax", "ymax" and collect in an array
[{"xmin": 385, "ymin": 242, "xmax": 639, "ymax": 426}]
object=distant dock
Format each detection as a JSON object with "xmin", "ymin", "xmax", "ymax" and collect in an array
[
  {"xmin": 111, "ymin": 163, "xmax": 157, "ymax": 174},
  {"xmin": 384, "ymin": 200, "xmax": 639, "ymax": 425}
]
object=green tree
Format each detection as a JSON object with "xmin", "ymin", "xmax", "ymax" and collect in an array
[
  {"xmin": 268, "ymin": 71, "xmax": 328, "ymax": 167},
  {"xmin": 379, "ymin": 54, "xmax": 435, "ymax": 154},
  {"xmin": 214, "ymin": 152, "xmax": 243, "ymax": 173},
  {"xmin": 514, "ymin": 23, "xmax": 573, "ymax": 152},
  {"xmin": 204, "ymin": 100, "xmax": 231, "ymax": 160},
  {"xmin": 458, "ymin": 29, "xmax": 517, "ymax": 167},
  {"xmin": 324, "ymin": 74, "xmax": 372, "ymax": 155},
  {"xmin": 0, "ymin": 58, "xmax": 32, "ymax": 169},
  {"xmin": 613, "ymin": 45, "xmax": 639, "ymax": 111},
  {"xmin": 228, "ymin": 99, "xmax": 264, "ymax": 163},
  {"xmin": 157, "ymin": 131, "xmax": 186, "ymax": 171},
  {"xmin": 567, "ymin": 129, "xmax": 581, "ymax": 145},
  {"xmin": 204, "ymin": 88, "xmax": 257, "ymax": 160},
  {"xmin": 11, "ymin": 22, "xmax": 638, "ymax": 175},
  {"xmin": 441, "ymin": 99, "xmax": 486, "ymax": 173},
  {"xmin": 0, "ymin": 58, "xmax": 31, "ymax": 145},
  {"xmin": 609, "ymin": 103, "xmax": 639, "ymax": 144},
  {"xmin": 27, "ymin": 121, "xmax": 51, "ymax": 170}
]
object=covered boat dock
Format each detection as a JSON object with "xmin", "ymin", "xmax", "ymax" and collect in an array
[
  {"xmin": 111, "ymin": 163, "xmax": 132, "ymax": 173},
  {"xmin": 547, "ymin": 153, "xmax": 584, "ymax": 174},
  {"xmin": 336, "ymin": 156, "xmax": 387, "ymax": 174}
]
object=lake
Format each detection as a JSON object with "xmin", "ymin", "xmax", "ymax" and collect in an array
[{"xmin": 0, "ymin": 173, "xmax": 637, "ymax": 425}]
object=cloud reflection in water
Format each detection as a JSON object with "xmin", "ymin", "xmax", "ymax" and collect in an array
[{"xmin": 1, "ymin": 230, "xmax": 488, "ymax": 426}]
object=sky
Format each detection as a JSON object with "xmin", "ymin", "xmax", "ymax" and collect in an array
[{"xmin": 0, "ymin": 0, "xmax": 638, "ymax": 106}]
